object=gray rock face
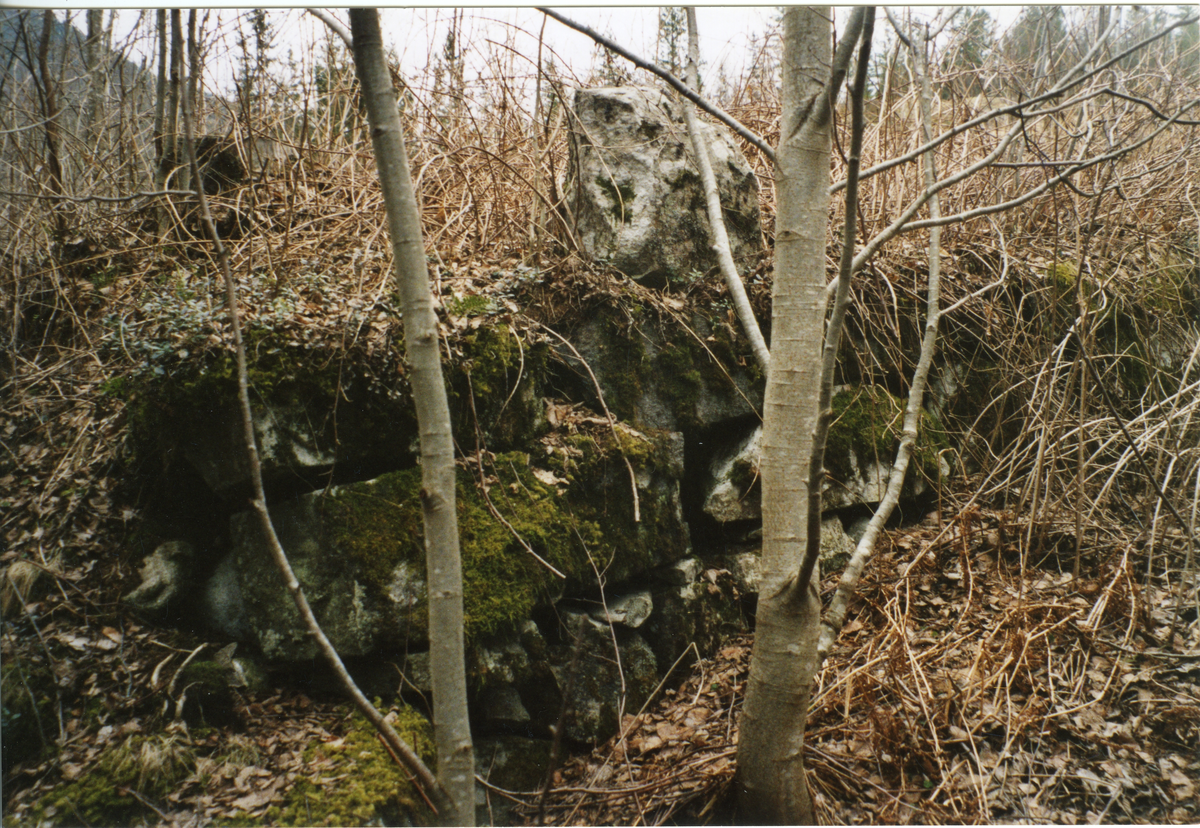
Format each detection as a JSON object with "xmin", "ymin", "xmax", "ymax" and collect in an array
[
  {"xmin": 701, "ymin": 411, "xmax": 943, "ymax": 518},
  {"xmin": 643, "ymin": 571, "xmax": 743, "ymax": 673},
  {"xmin": 230, "ymin": 493, "xmax": 386, "ymax": 661},
  {"xmin": 703, "ymin": 427, "xmax": 762, "ymax": 522},
  {"xmin": 547, "ymin": 622, "xmax": 659, "ymax": 743},
  {"xmin": 567, "ymin": 86, "xmax": 762, "ymax": 286},
  {"xmin": 591, "ymin": 590, "xmax": 654, "ymax": 629},
  {"xmin": 179, "ymin": 398, "xmax": 409, "ymax": 499},
  {"xmin": 722, "ymin": 517, "xmax": 855, "ymax": 594},
  {"xmin": 554, "ymin": 310, "xmax": 763, "ymax": 433},
  {"xmin": 201, "ymin": 552, "xmax": 252, "ymax": 641}
]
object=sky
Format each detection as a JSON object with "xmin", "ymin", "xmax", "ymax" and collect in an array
[{"xmin": 97, "ymin": 6, "xmax": 1029, "ymax": 99}]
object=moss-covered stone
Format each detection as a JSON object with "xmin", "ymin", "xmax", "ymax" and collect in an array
[
  {"xmin": 317, "ymin": 434, "xmax": 684, "ymax": 647},
  {"xmin": 450, "ymin": 323, "xmax": 548, "ymax": 449},
  {"xmin": 265, "ymin": 704, "xmax": 435, "ymax": 827},
  {"xmin": 235, "ymin": 427, "xmax": 688, "ymax": 660},
  {"xmin": 318, "ymin": 456, "xmax": 591, "ymax": 646},
  {"xmin": 178, "ymin": 660, "xmax": 238, "ymax": 727},
  {"xmin": 124, "ymin": 341, "xmax": 418, "ymax": 500},
  {"xmin": 826, "ymin": 386, "xmax": 949, "ymax": 494},
  {"xmin": 555, "ymin": 302, "xmax": 763, "ymax": 434}
]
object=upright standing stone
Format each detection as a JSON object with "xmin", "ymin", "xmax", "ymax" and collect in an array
[{"xmin": 567, "ymin": 86, "xmax": 762, "ymax": 287}]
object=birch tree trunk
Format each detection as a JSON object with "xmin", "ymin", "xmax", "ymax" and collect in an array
[
  {"xmin": 736, "ymin": 8, "xmax": 832, "ymax": 823},
  {"xmin": 348, "ymin": 10, "xmax": 474, "ymax": 826}
]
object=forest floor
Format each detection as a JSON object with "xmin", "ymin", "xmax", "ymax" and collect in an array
[
  {"xmin": 3, "ymin": 468, "xmax": 1198, "ymax": 824},
  {"xmin": 3, "ymin": 155, "xmax": 1198, "ymax": 825}
]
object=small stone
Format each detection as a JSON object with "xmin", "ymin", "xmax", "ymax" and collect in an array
[
  {"xmin": 123, "ymin": 541, "xmax": 195, "ymax": 614},
  {"xmin": 591, "ymin": 591, "xmax": 654, "ymax": 628},
  {"xmin": 661, "ymin": 557, "xmax": 701, "ymax": 586}
]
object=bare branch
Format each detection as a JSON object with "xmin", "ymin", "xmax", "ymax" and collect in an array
[
  {"xmin": 681, "ymin": 7, "xmax": 770, "ymax": 372},
  {"xmin": 306, "ymin": 9, "xmax": 353, "ymax": 51},
  {"xmin": 799, "ymin": 7, "xmax": 875, "ymax": 594},
  {"xmin": 833, "ymin": 12, "xmax": 1197, "ymax": 193}
]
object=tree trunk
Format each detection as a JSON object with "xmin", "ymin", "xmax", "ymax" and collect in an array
[
  {"xmin": 153, "ymin": 10, "xmax": 167, "ymax": 184},
  {"xmin": 348, "ymin": 10, "xmax": 475, "ymax": 826},
  {"xmin": 35, "ymin": 11, "xmax": 65, "ymax": 229},
  {"xmin": 166, "ymin": 10, "xmax": 184, "ymax": 191},
  {"xmin": 85, "ymin": 9, "xmax": 104, "ymax": 150},
  {"xmin": 736, "ymin": 7, "xmax": 831, "ymax": 824}
]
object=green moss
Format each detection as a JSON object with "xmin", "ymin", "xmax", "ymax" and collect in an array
[
  {"xmin": 659, "ymin": 343, "xmax": 704, "ymax": 420},
  {"xmin": 29, "ymin": 734, "xmax": 197, "ymax": 826},
  {"xmin": 178, "ymin": 661, "xmax": 237, "ymax": 727},
  {"xmin": 320, "ymin": 455, "xmax": 592, "ymax": 644},
  {"xmin": 125, "ymin": 339, "xmax": 419, "ymax": 489},
  {"xmin": 595, "ymin": 175, "xmax": 636, "ymax": 223},
  {"xmin": 452, "ymin": 323, "xmax": 547, "ymax": 447},
  {"xmin": 98, "ymin": 375, "xmax": 128, "ymax": 398},
  {"xmin": 446, "ymin": 294, "xmax": 496, "ymax": 317},
  {"xmin": 729, "ymin": 453, "xmax": 760, "ymax": 495},
  {"xmin": 826, "ymin": 386, "xmax": 948, "ymax": 489},
  {"xmin": 1140, "ymin": 252, "xmax": 1199, "ymax": 315},
  {"xmin": 585, "ymin": 302, "xmax": 762, "ymax": 432},
  {"xmin": 318, "ymin": 433, "xmax": 684, "ymax": 648},
  {"xmin": 1046, "ymin": 260, "xmax": 1079, "ymax": 293},
  {"xmin": 266, "ymin": 704, "xmax": 435, "ymax": 827}
]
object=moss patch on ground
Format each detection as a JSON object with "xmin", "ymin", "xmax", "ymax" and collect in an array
[
  {"xmin": 265, "ymin": 704, "xmax": 435, "ymax": 827},
  {"xmin": 25, "ymin": 733, "xmax": 197, "ymax": 826}
]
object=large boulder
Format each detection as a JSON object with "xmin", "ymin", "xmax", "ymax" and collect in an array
[
  {"xmin": 227, "ymin": 438, "xmax": 690, "ymax": 661},
  {"xmin": 566, "ymin": 86, "xmax": 763, "ymax": 287}
]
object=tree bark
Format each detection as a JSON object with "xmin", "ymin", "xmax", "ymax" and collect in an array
[
  {"xmin": 348, "ymin": 10, "xmax": 474, "ymax": 826},
  {"xmin": 166, "ymin": 10, "xmax": 183, "ymax": 191},
  {"xmin": 736, "ymin": 8, "xmax": 832, "ymax": 824}
]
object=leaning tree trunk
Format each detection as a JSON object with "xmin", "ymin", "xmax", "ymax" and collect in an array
[
  {"xmin": 348, "ymin": 10, "xmax": 475, "ymax": 827},
  {"xmin": 681, "ymin": 7, "xmax": 770, "ymax": 373},
  {"xmin": 736, "ymin": 7, "xmax": 833, "ymax": 824}
]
